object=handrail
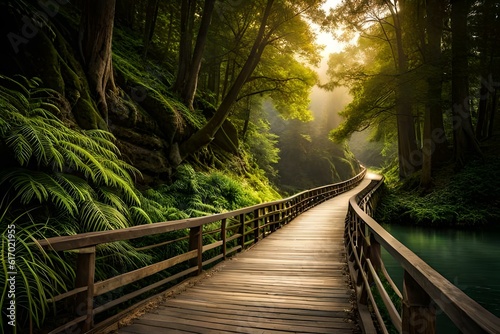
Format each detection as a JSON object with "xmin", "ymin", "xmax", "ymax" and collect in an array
[
  {"xmin": 36, "ymin": 167, "xmax": 367, "ymax": 334},
  {"xmin": 345, "ymin": 174, "xmax": 500, "ymax": 334}
]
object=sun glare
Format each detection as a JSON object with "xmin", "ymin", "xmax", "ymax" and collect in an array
[{"xmin": 315, "ymin": 0, "xmax": 345, "ymax": 56}]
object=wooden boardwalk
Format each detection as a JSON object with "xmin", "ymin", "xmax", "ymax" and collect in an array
[{"xmin": 117, "ymin": 178, "xmax": 370, "ymax": 334}]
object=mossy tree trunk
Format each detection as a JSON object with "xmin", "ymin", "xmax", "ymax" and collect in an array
[{"xmin": 79, "ymin": 0, "xmax": 117, "ymax": 125}]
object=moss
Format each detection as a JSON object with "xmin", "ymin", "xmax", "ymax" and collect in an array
[
  {"xmin": 112, "ymin": 44, "xmax": 205, "ymax": 130},
  {"xmin": 73, "ymin": 97, "xmax": 107, "ymax": 130},
  {"xmin": 28, "ymin": 32, "xmax": 65, "ymax": 92}
]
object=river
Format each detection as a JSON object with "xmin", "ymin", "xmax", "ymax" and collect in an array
[{"xmin": 380, "ymin": 224, "xmax": 500, "ymax": 333}]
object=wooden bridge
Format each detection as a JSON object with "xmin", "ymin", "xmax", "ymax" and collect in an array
[{"xmin": 36, "ymin": 169, "xmax": 500, "ymax": 334}]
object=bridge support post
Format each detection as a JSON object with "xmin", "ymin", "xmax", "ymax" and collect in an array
[
  {"xmin": 402, "ymin": 271, "xmax": 436, "ymax": 334},
  {"xmin": 189, "ymin": 226, "xmax": 203, "ymax": 275},
  {"xmin": 75, "ymin": 246, "xmax": 96, "ymax": 332}
]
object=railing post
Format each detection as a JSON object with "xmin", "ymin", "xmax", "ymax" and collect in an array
[
  {"xmin": 281, "ymin": 202, "xmax": 287, "ymax": 224},
  {"xmin": 189, "ymin": 226, "xmax": 203, "ymax": 275},
  {"xmin": 75, "ymin": 246, "xmax": 96, "ymax": 332},
  {"xmin": 239, "ymin": 213, "xmax": 245, "ymax": 251},
  {"xmin": 221, "ymin": 218, "xmax": 227, "ymax": 260},
  {"xmin": 277, "ymin": 203, "xmax": 283, "ymax": 227},
  {"xmin": 402, "ymin": 271, "xmax": 436, "ymax": 334},
  {"xmin": 269, "ymin": 205, "xmax": 276, "ymax": 233},
  {"xmin": 253, "ymin": 209, "xmax": 260, "ymax": 244}
]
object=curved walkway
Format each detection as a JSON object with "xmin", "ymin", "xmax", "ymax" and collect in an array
[{"xmin": 117, "ymin": 178, "xmax": 371, "ymax": 334}]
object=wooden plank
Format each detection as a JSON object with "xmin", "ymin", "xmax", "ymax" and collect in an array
[
  {"xmin": 159, "ymin": 299, "xmax": 350, "ymax": 321},
  {"xmin": 116, "ymin": 178, "xmax": 371, "ymax": 333}
]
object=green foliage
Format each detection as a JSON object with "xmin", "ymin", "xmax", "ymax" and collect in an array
[
  {"xmin": 243, "ymin": 119, "xmax": 280, "ymax": 178},
  {"xmin": 0, "ymin": 75, "xmax": 151, "ymax": 331},
  {"xmin": 376, "ymin": 157, "xmax": 500, "ymax": 226},
  {"xmin": 112, "ymin": 28, "xmax": 206, "ymax": 130},
  {"xmin": 143, "ymin": 164, "xmax": 275, "ymax": 219}
]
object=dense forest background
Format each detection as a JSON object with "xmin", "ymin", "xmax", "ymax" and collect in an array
[{"xmin": 1, "ymin": 0, "xmax": 500, "ymax": 332}]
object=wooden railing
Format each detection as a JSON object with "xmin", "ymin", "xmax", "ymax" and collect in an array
[
  {"xmin": 345, "ymin": 174, "xmax": 500, "ymax": 334},
  {"xmin": 36, "ymin": 168, "xmax": 367, "ymax": 334}
]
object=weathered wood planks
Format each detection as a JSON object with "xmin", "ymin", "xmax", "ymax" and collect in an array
[{"xmin": 116, "ymin": 179, "xmax": 370, "ymax": 334}]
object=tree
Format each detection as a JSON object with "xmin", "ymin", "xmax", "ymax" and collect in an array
[
  {"xmin": 173, "ymin": 0, "xmax": 197, "ymax": 99},
  {"xmin": 326, "ymin": 0, "xmax": 419, "ymax": 178},
  {"xmin": 142, "ymin": 0, "xmax": 160, "ymax": 59},
  {"xmin": 178, "ymin": 0, "xmax": 323, "ymax": 161},
  {"xmin": 79, "ymin": 0, "xmax": 117, "ymax": 124},
  {"xmin": 181, "ymin": 0, "xmax": 217, "ymax": 110},
  {"xmin": 179, "ymin": 0, "xmax": 275, "ymax": 160},
  {"xmin": 473, "ymin": 0, "xmax": 500, "ymax": 140},
  {"xmin": 421, "ymin": 0, "xmax": 450, "ymax": 187},
  {"xmin": 451, "ymin": 0, "xmax": 482, "ymax": 167}
]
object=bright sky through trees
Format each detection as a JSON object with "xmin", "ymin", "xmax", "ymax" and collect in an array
[{"xmin": 316, "ymin": 0, "xmax": 344, "ymax": 57}]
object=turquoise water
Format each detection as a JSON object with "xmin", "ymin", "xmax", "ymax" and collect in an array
[{"xmin": 380, "ymin": 224, "xmax": 500, "ymax": 333}]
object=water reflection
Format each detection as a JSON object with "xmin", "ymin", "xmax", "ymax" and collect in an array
[{"xmin": 380, "ymin": 224, "xmax": 500, "ymax": 333}]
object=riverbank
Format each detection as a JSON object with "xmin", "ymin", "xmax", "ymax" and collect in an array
[{"xmin": 375, "ymin": 154, "xmax": 500, "ymax": 227}]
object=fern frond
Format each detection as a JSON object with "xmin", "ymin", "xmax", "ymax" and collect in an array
[
  {"xmin": 84, "ymin": 129, "xmax": 120, "ymax": 154},
  {"xmin": 59, "ymin": 140, "xmax": 108, "ymax": 181},
  {"xmin": 79, "ymin": 199, "xmax": 129, "ymax": 232},
  {"xmin": 98, "ymin": 187, "xmax": 127, "ymax": 213},
  {"xmin": 53, "ymin": 173, "xmax": 94, "ymax": 203},
  {"xmin": 5, "ymin": 128, "xmax": 33, "ymax": 165},
  {"xmin": 95, "ymin": 240, "xmax": 151, "ymax": 279},
  {"xmin": 1, "ymin": 219, "xmax": 73, "ymax": 330},
  {"xmin": 129, "ymin": 206, "xmax": 153, "ymax": 225},
  {"xmin": 0, "ymin": 169, "xmax": 78, "ymax": 215}
]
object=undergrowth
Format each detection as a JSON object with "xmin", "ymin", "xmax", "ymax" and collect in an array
[
  {"xmin": 376, "ymin": 156, "xmax": 500, "ymax": 227},
  {"xmin": 143, "ymin": 164, "xmax": 278, "ymax": 220}
]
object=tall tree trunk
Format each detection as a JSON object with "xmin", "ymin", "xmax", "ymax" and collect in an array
[
  {"xmin": 451, "ymin": 0, "xmax": 482, "ymax": 168},
  {"xmin": 421, "ymin": 0, "xmax": 449, "ymax": 188},
  {"xmin": 179, "ymin": 0, "xmax": 275, "ymax": 161},
  {"xmin": 165, "ymin": 2, "xmax": 175, "ymax": 57},
  {"xmin": 174, "ymin": 0, "xmax": 196, "ymax": 93},
  {"xmin": 142, "ymin": 0, "xmax": 160, "ymax": 59},
  {"xmin": 116, "ymin": 0, "xmax": 135, "ymax": 28},
  {"xmin": 79, "ymin": 0, "xmax": 117, "ymax": 124},
  {"xmin": 241, "ymin": 97, "xmax": 251, "ymax": 141},
  {"xmin": 475, "ymin": 0, "xmax": 499, "ymax": 140},
  {"xmin": 390, "ymin": 1, "xmax": 418, "ymax": 178},
  {"xmin": 181, "ymin": 0, "xmax": 216, "ymax": 110}
]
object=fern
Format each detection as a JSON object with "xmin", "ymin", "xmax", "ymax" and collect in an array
[{"xmin": 0, "ymin": 75, "xmax": 153, "ymax": 331}]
